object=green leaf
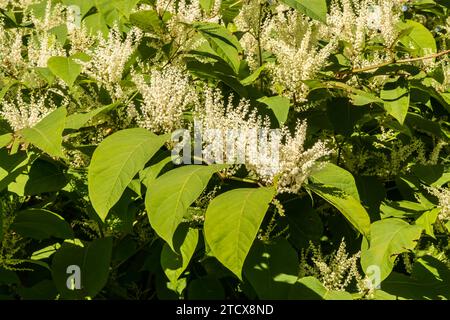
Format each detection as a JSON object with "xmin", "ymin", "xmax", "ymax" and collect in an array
[
  {"xmin": 309, "ymin": 184, "xmax": 371, "ymax": 238},
  {"xmin": 415, "ymin": 208, "xmax": 439, "ymax": 238},
  {"xmin": 361, "ymin": 218, "xmax": 423, "ymax": 281},
  {"xmin": 47, "ymin": 57, "xmax": 81, "ymax": 88},
  {"xmin": 382, "ymin": 256, "xmax": 450, "ymax": 300},
  {"xmin": 8, "ymin": 159, "xmax": 68, "ymax": 196},
  {"xmin": 83, "ymin": 12, "xmax": 108, "ymax": 37},
  {"xmin": 380, "ymin": 200, "xmax": 428, "ymax": 219},
  {"xmin": 0, "ymin": 134, "xmax": 12, "ymax": 148},
  {"xmin": 204, "ymin": 187, "xmax": 276, "ymax": 279},
  {"xmin": 146, "ymin": 164, "xmax": 226, "ymax": 249},
  {"xmin": 11, "ymin": 209, "xmax": 73, "ymax": 240},
  {"xmin": 62, "ymin": 0, "xmax": 94, "ymax": 16},
  {"xmin": 88, "ymin": 128, "xmax": 167, "ymax": 221},
  {"xmin": 219, "ymin": 0, "xmax": 243, "ymax": 24},
  {"xmin": 160, "ymin": 225, "xmax": 199, "ymax": 284},
  {"xmin": 0, "ymin": 150, "xmax": 33, "ymax": 192},
  {"xmin": 49, "ymin": 24, "xmax": 68, "ymax": 45},
  {"xmin": 156, "ymin": 273, "xmax": 187, "ymax": 299},
  {"xmin": 281, "ymin": 0, "xmax": 328, "ymax": 23},
  {"xmin": 31, "ymin": 244, "xmax": 61, "ymax": 260},
  {"xmin": 0, "ymin": 80, "xmax": 19, "ymax": 102},
  {"xmin": 240, "ymin": 65, "xmax": 265, "ymax": 86},
  {"xmin": 193, "ymin": 22, "xmax": 242, "ymax": 74},
  {"xmin": 20, "ymin": 107, "xmax": 67, "ymax": 157},
  {"xmin": 65, "ymin": 103, "xmax": 118, "ymax": 130},
  {"xmin": 351, "ymin": 90, "xmax": 384, "ymax": 106},
  {"xmin": 140, "ymin": 157, "xmax": 172, "ymax": 188},
  {"xmin": 244, "ymin": 239, "xmax": 300, "ymax": 299},
  {"xmin": 130, "ymin": 10, "xmax": 164, "ymax": 33},
  {"xmin": 185, "ymin": 58, "xmax": 247, "ymax": 96},
  {"xmin": 406, "ymin": 113, "xmax": 445, "ymax": 138},
  {"xmin": 51, "ymin": 237, "xmax": 113, "ymax": 299},
  {"xmin": 258, "ymin": 96, "xmax": 291, "ymax": 125},
  {"xmin": 398, "ymin": 20, "xmax": 437, "ymax": 57},
  {"xmin": 381, "ymin": 79, "xmax": 410, "ymax": 125},
  {"xmin": 292, "ymin": 277, "xmax": 353, "ymax": 300},
  {"xmin": 34, "ymin": 67, "xmax": 56, "ymax": 85},
  {"xmin": 110, "ymin": 0, "xmax": 140, "ymax": 18},
  {"xmin": 94, "ymin": 0, "xmax": 140, "ymax": 19},
  {"xmin": 310, "ymin": 163, "xmax": 360, "ymax": 201},
  {"xmin": 309, "ymin": 164, "xmax": 371, "ymax": 237},
  {"xmin": 200, "ymin": 0, "xmax": 215, "ymax": 12}
]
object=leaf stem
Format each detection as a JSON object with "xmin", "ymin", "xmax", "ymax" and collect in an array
[{"xmin": 350, "ymin": 49, "xmax": 450, "ymax": 74}]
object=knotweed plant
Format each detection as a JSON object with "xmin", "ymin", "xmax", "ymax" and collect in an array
[{"xmin": 0, "ymin": 0, "xmax": 449, "ymax": 301}]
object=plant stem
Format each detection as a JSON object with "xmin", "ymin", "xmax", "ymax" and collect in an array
[
  {"xmin": 217, "ymin": 171, "xmax": 261, "ymax": 186},
  {"xmin": 351, "ymin": 49, "xmax": 450, "ymax": 74}
]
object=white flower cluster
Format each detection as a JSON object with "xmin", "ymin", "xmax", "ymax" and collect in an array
[
  {"xmin": 427, "ymin": 186, "xmax": 450, "ymax": 221},
  {"xmin": 0, "ymin": 0, "xmax": 37, "ymax": 9},
  {"xmin": 67, "ymin": 22, "xmax": 95, "ymax": 56},
  {"xmin": 25, "ymin": 0, "xmax": 67, "ymax": 32},
  {"xmin": 326, "ymin": 0, "xmax": 403, "ymax": 68},
  {"xmin": 81, "ymin": 25, "xmax": 143, "ymax": 100},
  {"xmin": 0, "ymin": 2, "xmax": 67, "ymax": 78},
  {"xmin": 27, "ymin": 31, "xmax": 66, "ymax": 68},
  {"xmin": 0, "ymin": 21, "xmax": 26, "ymax": 77},
  {"xmin": 194, "ymin": 89, "xmax": 332, "ymax": 193},
  {"xmin": 132, "ymin": 66, "xmax": 198, "ymax": 134},
  {"xmin": 0, "ymin": 90, "xmax": 66, "ymax": 131},
  {"xmin": 194, "ymin": 88, "xmax": 271, "ymax": 168},
  {"xmin": 300, "ymin": 240, "xmax": 366, "ymax": 293},
  {"xmin": 234, "ymin": 0, "xmax": 262, "ymax": 70},
  {"xmin": 275, "ymin": 121, "xmax": 332, "ymax": 193},
  {"xmin": 262, "ymin": 5, "xmax": 337, "ymax": 101}
]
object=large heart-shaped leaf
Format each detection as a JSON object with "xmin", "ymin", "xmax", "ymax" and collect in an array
[
  {"xmin": 398, "ymin": 20, "xmax": 437, "ymax": 56},
  {"xmin": 47, "ymin": 56, "xmax": 81, "ymax": 88},
  {"xmin": 193, "ymin": 22, "xmax": 242, "ymax": 74},
  {"xmin": 258, "ymin": 96, "xmax": 291, "ymax": 126},
  {"xmin": 310, "ymin": 163, "xmax": 360, "ymax": 201},
  {"xmin": 309, "ymin": 164, "xmax": 370, "ymax": 237},
  {"xmin": 381, "ymin": 79, "xmax": 410, "ymax": 125},
  {"xmin": 88, "ymin": 128, "xmax": 167, "ymax": 221},
  {"xmin": 361, "ymin": 218, "xmax": 423, "ymax": 281},
  {"xmin": 146, "ymin": 164, "xmax": 226, "ymax": 249},
  {"xmin": 51, "ymin": 237, "xmax": 112, "ymax": 299},
  {"xmin": 204, "ymin": 187, "xmax": 276, "ymax": 279}
]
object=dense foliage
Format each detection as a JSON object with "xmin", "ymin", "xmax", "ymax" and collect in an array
[{"xmin": 0, "ymin": 0, "xmax": 449, "ymax": 300}]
